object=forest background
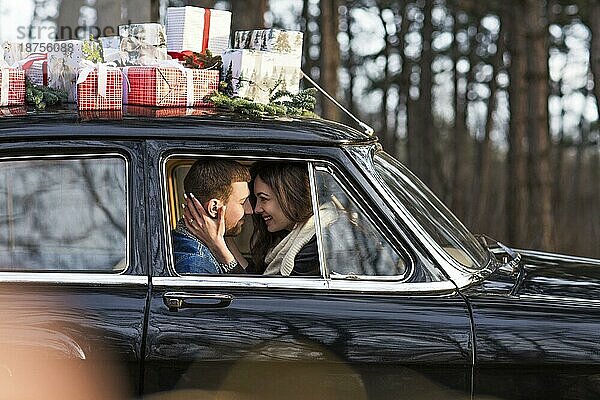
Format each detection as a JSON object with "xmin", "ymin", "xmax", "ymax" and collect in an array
[{"xmin": 1, "ymin": 0, "xmax": 598, "ymax": 258}]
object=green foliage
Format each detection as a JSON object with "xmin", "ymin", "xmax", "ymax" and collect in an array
[
  {"xmin": 25, "ymin": 78, "xmax": 68, "ymax": 110},
  {"xmin": 207, "ymin": 89, "xmax": 318, "ymax": 118},
  {"xmin": 82, "ymin": 35, "xmax": 103, "ymax": 63}
]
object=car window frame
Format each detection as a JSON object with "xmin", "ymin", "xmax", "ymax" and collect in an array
[
  {"xmin": 0, "ymin": 151, "xmax": 138, "ymax": 281},
  {"xmin": 159, "ymin": 150, "xmax": 456, "ymax": 295}
]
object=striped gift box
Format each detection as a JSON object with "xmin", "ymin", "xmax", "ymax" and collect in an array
[
  {"xmin": 125, "ymin": 66, "xmax": 219, "ymax": 107},
  {"xmin": 0, "ymin": 69, "xmax": 26, "ymax": 107},
  {"xmin": 77, "ymin": 69, "xmax": 123, "ymax": 111}
]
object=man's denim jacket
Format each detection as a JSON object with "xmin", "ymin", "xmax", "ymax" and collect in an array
[{"xmin": 172, "ymin": 220, "xmax": 220, "ymax": 274}]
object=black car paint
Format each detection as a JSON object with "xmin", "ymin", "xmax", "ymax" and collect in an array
[
  {"xmin": 0, "ymin": 109, "xmax": 598, "ymax": 399},
  {"xmin": 464, "ymin": 251, "xmax": 600, "ymax": 399}
]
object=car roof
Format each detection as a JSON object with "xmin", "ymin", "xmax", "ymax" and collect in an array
[{"xmin": 0, "ymin": 106, "xmax": 376, "ymax": 146}]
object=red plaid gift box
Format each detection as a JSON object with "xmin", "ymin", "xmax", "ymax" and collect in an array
[
  {"xmin": 0, "ymin": 68, "xmax": 25, "ymax": 107},
  {"xmin": 125, "ymin": 105, "xmax": 217, "ymax": 117},
  {"xmin": 77, "ymin": 68, "xmax": 123, "ymax": 111},
  {"xmin": 125, "ymin": 66, "xmax": 219, "ymax": 107}
]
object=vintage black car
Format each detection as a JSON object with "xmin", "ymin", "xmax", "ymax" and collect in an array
[{"xmin": 0, "ymin": 106, "xmax": 599, "ymax": 400}]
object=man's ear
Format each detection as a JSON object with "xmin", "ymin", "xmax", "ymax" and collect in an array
[{"xmin": 206, "ymin": 199, "xmax": 221, "ymax": 218}]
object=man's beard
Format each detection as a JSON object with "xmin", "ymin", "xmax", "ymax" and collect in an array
[{"xmin": 225, "ymin": 219, "xmax": 244, "ymax": 236}]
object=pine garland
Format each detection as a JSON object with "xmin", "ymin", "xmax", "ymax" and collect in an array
[
  {"xmin": 25, "ymin": 78, "xmax": 68, "ymax": 110},
  {"xmin": 207, "ymin": 88, "xmax": 318, "ymax": 118}
]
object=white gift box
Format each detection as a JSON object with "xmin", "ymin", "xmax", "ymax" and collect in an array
[
  {"xmin": 26, "ymin": 60, "xmax": 48, "ymax": 86},
  {"xmin": 47, "ymin": 40, "xmax": 84, "ymax": 101},
  {"xmin": 166, "ymin": 6, "xmax": 231, "ymax": 55},
  {"xmin": 222, "ymin": 49, "xmax": 302, "ymax": 104},
  {"xmin": 119, "ymin": 23, "xmax": 166, "ymax": 47},
  {"xmin": 234, "ymin": 29, "xmax": 303, "ymax": 57},
  {"xmin": 118, "ymin": 24, "xmax": 168, "ymax": 66}
]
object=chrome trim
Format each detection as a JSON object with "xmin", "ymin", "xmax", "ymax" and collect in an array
[
  {"xmin": 344, "ymin": 146, "xmax": 492, "ymax": 289},
  {"xmin": 0, "ymin": 153, "xmax": 132, "ymax": 274},
  {"xmin": 0, "ymin": 272, "xmax": 147, "ymax": 285},
  {"xmin": 517, "ymin": 294, "xmax": 600, "ymax": 307},
  {"xmin": 313, "ymin": 164, "xmax": 415, "ymax": 282},
  {"xmin": 153, "ymin": 276, "xmax": 328, "ymax": 290},
  {"xmin": 328, "ymin": 279, "xmax": 457, "ymax": 294},
  {"xmin": 516, "ymin": 249, "xmax": 600, "ymax": 264},
  {"xmin": 308, "ymin": 162, "xmax": 329, "ymax": 279}
]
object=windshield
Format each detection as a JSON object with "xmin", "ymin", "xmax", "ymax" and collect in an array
[{"xmin": 371, "ymin": 151, "xmax": 489, "ymax": 271}]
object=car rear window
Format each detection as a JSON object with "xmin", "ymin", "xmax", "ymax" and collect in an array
[{"xmin": 0, "ymin": 155, "xmax": 127, "ymax": 273}]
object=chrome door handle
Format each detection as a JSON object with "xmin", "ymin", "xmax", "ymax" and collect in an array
[{"xmin": 163, "ymin": 292, "xmax": 234, "ymax": 311}]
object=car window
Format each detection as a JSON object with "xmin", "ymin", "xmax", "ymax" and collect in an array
[
  {"xmin": 314, "ymin": 167, "xmax": 408, "ymax": 279},
  {"xmin": 0, "ymin": 156, "xmax": 127, "ymax": 272}
]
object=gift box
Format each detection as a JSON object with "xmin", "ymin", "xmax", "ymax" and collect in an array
[
  {"xmin": 234, "ymin": 29, "xmax": 303, "ymax": 57},
  {"xmin": 124, "ymin": 65, "xmax": 219, "ymax": 107},
  {"xmin": 2, "ymin": 42, "xmax": 29, "ymax": 66},
  {"xmin": 0, "ymin": 68, "xmax": 26, "ymax": 107},
  {"xmin": 77, "ymin": 65, "xmax": 123, "ymax": 111},
  {"xmin": 125, "ymin": 105, "xmax": 217, "ymax": 118},
  {"xmin": 47, "ymin": 40, "xmax": 84, "ymax": 102},
  {"xmin": 99, "ymin": 36, "xmax": 123, "ymax": 64},
  {"xmin": 26, "ymin": 60, "xmax": 48, "ymax": 86},
  {"xmin": 166, "ymin": 6, "xmax": 231, "ymax": 55},
  {"xmin": 221, "ymin": 49, "xmax": 301, "ymax": 104},
  {"xmin": 119, "ymin": 23, "xmax": 168, "ymax": 66}
]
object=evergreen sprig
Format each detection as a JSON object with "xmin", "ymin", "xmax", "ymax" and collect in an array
[
  {"xmin": 25, "ymin": 78, "xmax": 68, "ymax": 110},
  {"xmin": 207, "ymin": 88, "xmax": 318, "ymax": 118}
]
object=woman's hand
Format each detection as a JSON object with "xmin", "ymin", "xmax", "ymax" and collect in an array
[{"xmin": 183, "ymin": 194, "xmax": 235, "ymax": 264}]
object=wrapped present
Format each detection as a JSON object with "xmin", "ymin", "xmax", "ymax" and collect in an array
[
  {"xmin": 166, "ymin": 7, "xmax": 231, "ymax": 55},
  {"xmin": 125, "ymin": 105, "xmax": 217, "ymax": 118},
  {"xmin": 234, "ymin": 29, "xmax": 303, "ymax": 57},
  {"xmin": 48, "ymin": 40, "xmax": 84, "ymax": 101},
  {"xmin": 123, "ymin": 63, "xmax": 219, "ymax": 107},
  {"xmin": 76, "ymin": 62, "xmax": 123, "ymax": 110},
  {"xmin": 221, "ymin": 49, "xmax": 302, "ymax": 104},
  {"xmin": 99, "ymin": 36, "xmax": 124, "ymax": 64},
  {"xmin": 119, "ymin": 23, "xmax": 168, "ymax": 65},
  {"xmin": 2, "ymin": 42, "xmax": 29, "ymax": 66},
  {"xmin": 0, "ymin": 66, "xmax": 26, "ymax": 107},
  {"xmin": 26, "ymin": 59, "xmax": 48, "ymax": 86}
]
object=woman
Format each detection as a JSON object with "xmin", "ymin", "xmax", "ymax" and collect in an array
[
  {"xmin": 250, "ymin": 162, "xmax": 318, "ymax": 276},
  {"xmin": 182, "ymin": 162, "xmax": 333, "ymax": 276}
]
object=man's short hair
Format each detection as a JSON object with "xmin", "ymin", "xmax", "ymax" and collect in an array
[{"xmin": 184, "ymin": 159, "xmax": 251, "ymax": 204}]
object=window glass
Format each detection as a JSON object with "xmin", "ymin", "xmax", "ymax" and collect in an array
[
  {"xmin": 0, "ymin": 157, "xmax": 127, "ymax": 272},
  {"xmin": 315, "ymin": 168, "xmax": 407, "ymax": 278}
]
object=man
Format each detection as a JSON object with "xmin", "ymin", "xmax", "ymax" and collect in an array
[{"xmin": 172, "ymin": 159, "xmax": 252, "ymax": 274}]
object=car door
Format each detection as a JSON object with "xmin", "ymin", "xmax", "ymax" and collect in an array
[
  {"xmin": 143, "ymin": 140, "xmax": 473, "ymax": 399},
  {"xmin": 0, "ymin": 140, "xmax": 148, "ymax": 398}
]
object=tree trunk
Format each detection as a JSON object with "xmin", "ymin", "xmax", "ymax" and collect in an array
[
  {"xmin": 588, "ymin": 1, "xmax": 600, "ymax": 117},
  {"xmin": 96, "ymin": 0, "xmax": 122, "ymax": 37},
  {"xmin": 451, "ymin": 8, "xmax": 469, "ymax": 222},
  {"xmin": 505, "ymin": 0, "xmax": 529, "ymax": 247},
  {"xmin": 124, "ymin": 0, "xmax": 152, "ymax": 23},
  {"xmin": 378, "ymin": 7, "xmax": 392, "ymax": 152},
  {"xmin": 319, "ymin": 0, "xmax": 341, "ymax": 121},
  {"xmin": 525, "ymin": 0, "xmax": 553, "ymax": 250},
  {"xmin": 476, "ymin": 25, "xmax": 504, "ymax": 227},
  {"xmin": 231, "ymin": 0, "xmax": 266, "ymax": 30},
  {"xmin": 57, "ymin": 0, "xmax": 84, "ymax": 39},
  {"xmin": 417, "ymin": 0, "xmax": 435, "ymax": 187}
]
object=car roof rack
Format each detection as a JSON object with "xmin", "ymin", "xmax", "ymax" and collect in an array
[{"xmin": 301, "ymin": 70, "xmax": 375, "ymax": 137}]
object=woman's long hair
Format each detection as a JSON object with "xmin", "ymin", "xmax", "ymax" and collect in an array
[{"xmin": 250, "ymin": 162, "xmax": 313, "ymax": 273}]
